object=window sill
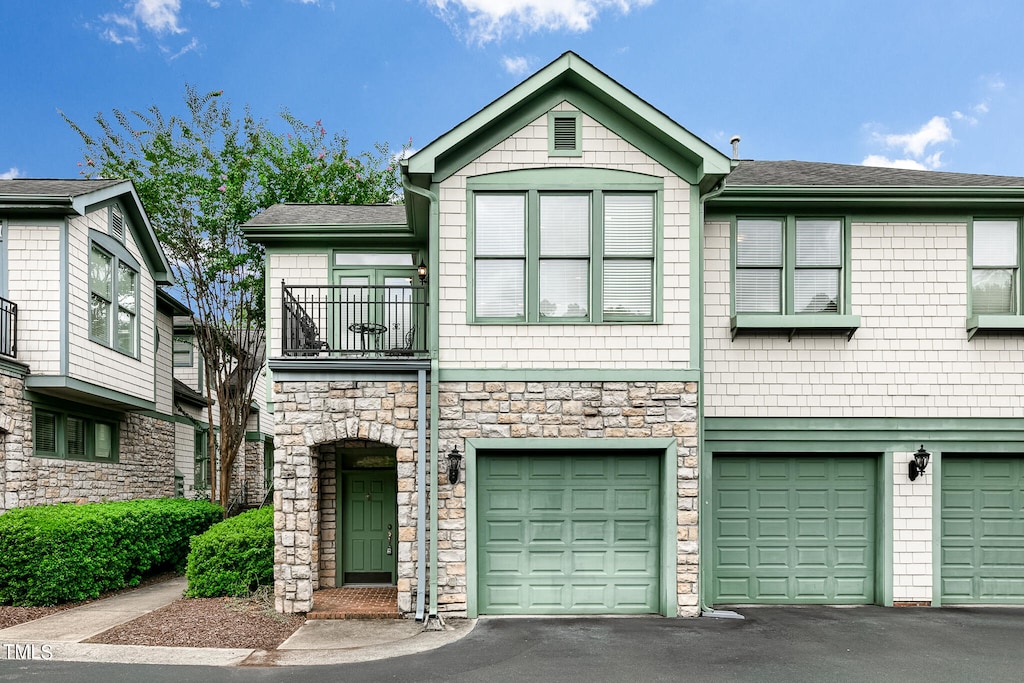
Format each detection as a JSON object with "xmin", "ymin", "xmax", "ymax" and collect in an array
[
  {"xmin": 730, "ymin": 313, "xmax": 861, "ymax": 341},
  {"xmin": 966, "ymin": 314, "xmax": 1024, "ymax": 340}
]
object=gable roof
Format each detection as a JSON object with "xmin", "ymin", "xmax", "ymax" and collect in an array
[
  {"xmin": 0, "ymin": 178, "xmax": 173, "ymax": 284},
  {"xmin": 727, "ymin": 160, "xmax": 1024, "ymax": 188},
  {"xmin": 244, "ymin": 203, "xmax": 407, "ymax": 227},
  {"xmin": 403, "ymin": 51, "xmax": 731, "ymax": 192},
  {"xmin": 711, "ymin": 160, "xmax": 1024, "ymax": 209}
]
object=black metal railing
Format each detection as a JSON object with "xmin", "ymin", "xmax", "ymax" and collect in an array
[
  {"xmin": 282, "ymin": 282, "xmax": 428, "ymax": 357},
  {"xmin": 0, "ymin": 296, "xmax": 16, "ymax": 358}
]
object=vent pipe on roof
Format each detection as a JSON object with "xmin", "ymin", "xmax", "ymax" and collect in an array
[{"xmin": 730, "ymin": 135, "xmax": 741, "ymax": 160}]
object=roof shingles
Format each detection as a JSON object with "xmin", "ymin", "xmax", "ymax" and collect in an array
[{"xmin": 726, "ymin": 160, "xmax": 1024, "ymax": 188}]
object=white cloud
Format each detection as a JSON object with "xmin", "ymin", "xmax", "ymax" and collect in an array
[
  {"xmin": 135, "ymin": 0, "xmax": 185, "ymax": 34},
  {"xmin": 426, "ymin": 0, "xmax": 655, "ymax": 44},
  {"xmin": 881, "ymin": 116, "xmax": 952, "ymax": 158},
  {"xmin": 0, "ymin": 167, "xmax": 23, "ymax": 180},
  {"xmin": 861, "ymin": 155, "xmax": 929, "ymax": 170},
  {"xmin": 502, "ymin": 55, "xmax": 530, "ymax": 75},
  {"xmin": 165, "ymin": 36, "xmax": 200, "ymax": 60}
]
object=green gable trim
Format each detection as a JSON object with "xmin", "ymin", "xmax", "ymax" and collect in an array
[
  {"xmin": 245, "ymin": 430, "xmax": 263, "ymax": 442},
  {"xmin": 438, "ymin": 368, "xmax": 699, "ymax": 382},
  {"xmin": 25, "ymin": 376, "xmax": 156, "ymax": 412},
  {"xmin": 464, "ymin": 437, "xmax": 678, "ymax": 618},
  {"xmin": 406, "ymin": 52, "xmax": 729, "ymax": 190}
]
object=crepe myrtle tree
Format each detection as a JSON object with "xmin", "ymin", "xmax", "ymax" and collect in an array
[{"xmin": 63, "ymin": 86, "xmax": 405, "ymax": 508}]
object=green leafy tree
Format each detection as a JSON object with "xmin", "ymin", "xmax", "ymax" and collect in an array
[{"xmin": 63, "ymin": 86, "xmax": 404, "ymax": 508}]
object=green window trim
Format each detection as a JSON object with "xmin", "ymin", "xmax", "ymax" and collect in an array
[
  {"xmin": 547, "ymin": 111, "xmax": 582, "ymax": 157},
  {"xmin": 467, "ymin": 168, "xmax": 664, "ymax": 325},
  {"xmin": 194, "ymin": 428, "xmax": 210, "ymax": 489},
  {"xmin": 89, "ymin": 235, "xmax": 140, "ymax": 358},
  {"xmin": 731, "ymin": 214, "xmax": 855, "ymax": 339},
  {"xmin": 33, "ymin": 408, "xmax": 119, "ymax": 463},
  {"xmin": 173, "ymin": 335, "xmax": 194, "ymax": 367},
  {"xmin": 967, "ymin": 217, "xmax": 1024, "ymax": 338}
]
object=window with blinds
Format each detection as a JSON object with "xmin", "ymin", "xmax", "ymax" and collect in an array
[
  {"xmin": 735, "ymin": 216, "xmax": 844, "ymax": 315},
  {"xmin": 32, "ymin": 409, "xmax": 117, "ymax": 461},
  {"xmin": 972, "ymin": 220, "xmax": 1018, "ymax": 314},
  {"xmin": 473, "ymin": 189, "xmax": 656, "ymax": 322}
]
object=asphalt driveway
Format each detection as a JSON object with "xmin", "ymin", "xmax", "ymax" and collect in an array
[{"xmin": 3, "ymin": 605, "xmax": 1022, "ymax": 682}]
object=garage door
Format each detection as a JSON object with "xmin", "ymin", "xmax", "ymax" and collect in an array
[
  {"xmin": 941, "ymin": 456, "xmax": 1024, "ymax": 603},
  {"xmin": 477, "ymin": 452, "xmax": 660, "ymax": 614},
  {"xmin": 712, "ymin": 456, "xmax": 877, "ymax": 604}
]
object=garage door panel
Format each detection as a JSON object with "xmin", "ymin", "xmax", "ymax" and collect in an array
[
  {"xmin": 716, "ymin": 546, "xmax": 750, "ymax": 568},
  {"xmin": 794, "ymin": 547, "xmax": 827, "ymax": 567},
  {"xmin": 795, "ymin": 518, "xmax": 827, "ymax": 538},
  {"xmin": 479, "ymin": 452, "xmax": 660, "ymax": 614},
  {"xmin": 795, "ymin": 489, "xmax": 828, "ymax": 509},
  {"xmin": 942, "ymin": 456, "xmax": 1024, "ymax": 603},
  {"xmin": 572, "ymin": 489, "xmax": 608, "ymax": 510},
  {"xmin": 712, "ymin": 455, "xmax": 876, "ymax": 604},
  {"xmin": 717, "ymin": 489, "xmax": 752, "ymax": 511},
  {"xmin": 529, "ymin": 458, "xmax": 566, "ymax": 478}
]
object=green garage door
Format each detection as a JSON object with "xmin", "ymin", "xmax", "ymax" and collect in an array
[
  {"xmin": 712, "ymin": 456, "xmax": 877, "ymax": 604},
  {"xmin": 941, "ymin": 456, "xmax": 1024, "ymax": 603},
  {"xmin": 478, "ymin": 452, "xmax": 660, "ymax": 615}
]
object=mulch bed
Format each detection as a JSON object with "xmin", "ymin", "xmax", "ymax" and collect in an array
[
  {"xmin": 86, "ymin": 595, "xmax": 305, "ymax": 650},
  {"xmin": 0, "ymin": 574, "xmax": 305, "ymax": 651}
]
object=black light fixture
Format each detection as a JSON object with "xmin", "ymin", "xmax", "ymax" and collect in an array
[
  {"xmin": 417, "ymin": 259, "xmax": 428, "ymax": 285},
  {"xmin": 447, "ymin": 445, "xmax": 462, "ymax": 485},
  {"xmin": 909, "ymin": 445, "xmax": 930, "ymax": 481}
]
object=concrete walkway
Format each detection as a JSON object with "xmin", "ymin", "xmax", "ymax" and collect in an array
[{"xmin": 0, "ymin": 578, "xmax": 474, "ymax": 667}]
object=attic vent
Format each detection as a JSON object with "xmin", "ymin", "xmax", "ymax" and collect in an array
[
  {"xmin": 553, "ymin": 117, "xmax": 577, "ymax": 150},
  {"xmin": 111, "ymin": 206, "xmax": 125, "ymax": 241},
  {"xmin": 548, "ymin": 111, "xmax": 582, "ymax": 156}
]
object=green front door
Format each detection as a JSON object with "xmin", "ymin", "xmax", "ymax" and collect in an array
[
  {"xmin": 477, "ymin": 451, "xmax": 660, "ymax": 615},
  {"xmin": 712, "ymin": 455, "xmax": 877, "ymax": 604},
  {"xmin": 941, "ymin": 456, "xmax": 1024, "ymax": 603},
  {"xmin": 341, "ymin": 470, "xmax": 397, "ymax": 585}
]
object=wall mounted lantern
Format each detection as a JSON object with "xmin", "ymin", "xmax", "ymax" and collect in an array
[
  {"xmin": 417, "ymin": 259, "xmax": 428, "ymax": 285},
  {"xmin": 447, "ymin": 445, "xmax": 462, "ymax": 485},
  {"xmin": 909, "ymin": 445, "xmax": 930, "ymax": 481}
]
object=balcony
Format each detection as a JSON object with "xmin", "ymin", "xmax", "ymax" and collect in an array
[
  {"xmin": 0, "ymin": 296, "xmax": 16, "ymax": 358},
  {"xmin": 281, "ymin": 283, "xmax": 427, "ymax": 358}
]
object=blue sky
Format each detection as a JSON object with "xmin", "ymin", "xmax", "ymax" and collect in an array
[{"xmin": 4, "ymin": 0, "xmax": 1024, "ymax": 180}]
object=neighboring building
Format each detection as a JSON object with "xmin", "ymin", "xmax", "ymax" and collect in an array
[
  {"xmin": 247, "ymin": 52, "xmax": 1024, "ymax": 619},
  {"xmin": 170, "ymin": 316, "xmax": 273, "ymax": 508},
  {"xmin": 703, "ymin": 161, "xmax": 1024, "ymax": 608},
  {"xmin": 0, "ymin": 179, "xmax": 177, "ymax": 511}
]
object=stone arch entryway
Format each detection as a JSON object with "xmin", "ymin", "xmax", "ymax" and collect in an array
[{"xmin": 273, "ymin": 380, "xmax": 423, "ymax": 615}]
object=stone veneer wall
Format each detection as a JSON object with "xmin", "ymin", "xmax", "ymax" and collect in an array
[
  {"xmin": 0, "ymin": 366, "xmax": 31, "ymax": 512},
  {"xmin": 4, "ymin": 408, "xmax": 175, "ymax": 510},
  {"xmin": 436, "ymin": 380, "xmax": 700, "ymax": 617},
  {"xmin": 273, "ymin": 380, "xmax": 423, "ymax": 614}
]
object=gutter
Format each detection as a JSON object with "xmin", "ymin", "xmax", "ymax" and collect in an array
[{"xmin": 401, "ymin": 175, "xmax": 439, "ymax": 624}]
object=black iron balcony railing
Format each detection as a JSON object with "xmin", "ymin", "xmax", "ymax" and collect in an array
[
  {"xmin": 0, "ymin": 296, "xmax": 16, "ymax": 358},
  {"xmin": 282, "ymin": 282, "xmax": 427, "ymax": 358}
]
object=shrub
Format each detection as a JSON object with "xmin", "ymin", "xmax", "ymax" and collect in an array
[
  {"xmin": 185, "ymin": 506, "xmax": 274, "ymax": 598},
  {"xmin": 0, "ymin": 498, "xmax": 223, "ymax": 606}
]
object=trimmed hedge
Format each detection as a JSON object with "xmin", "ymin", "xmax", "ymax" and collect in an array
[
  {"xmin": 0, "ymin": 498, "xmax": 223, "ymax": 606},
  {"xmin": 185, "ymin": 506, "xmax": 273, "ymax": 598}
]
